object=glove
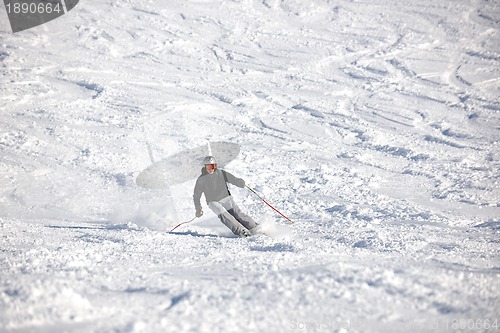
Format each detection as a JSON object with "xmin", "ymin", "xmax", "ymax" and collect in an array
[
  {"xmin": 196, "ymin": 209, "xmax": 203, "ymax": 218},
  {"xmin": 237, "ymin": 179, "xmax": 246, "ymax": 188}
]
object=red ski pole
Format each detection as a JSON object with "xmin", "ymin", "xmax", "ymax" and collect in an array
[
  {"xmin": 169, "ymin": 217, "xmax": 197, "ymax": 232},
  {"xmin": 245, "ymin": 185, "xmax": 294, "ymax": 223}
]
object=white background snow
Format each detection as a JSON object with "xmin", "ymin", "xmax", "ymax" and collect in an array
[{"xmin": 1, "ymin": 0, "xmax": 499, "ymax": 332}]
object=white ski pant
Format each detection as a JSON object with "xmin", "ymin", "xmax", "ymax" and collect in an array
[{"xmin": 208, "ymin": 196, "xmax": 257, "ymax": 236}]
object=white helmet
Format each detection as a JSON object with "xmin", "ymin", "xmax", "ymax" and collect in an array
[{"xmin": 203, "ymin": 156, "xmax": 217, "ymax": 165}]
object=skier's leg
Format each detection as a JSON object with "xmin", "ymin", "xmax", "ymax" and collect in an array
[
  {"xmin": 209, "ymin": 201, "xmax": 248, "ymax": 236},
  {"xmin": 217, "ymin": 212, "xmax": 249, "ymax": 236},
  {"xmin": 227, "ymin": 196, "xmax": 258, "ymax": 230}
]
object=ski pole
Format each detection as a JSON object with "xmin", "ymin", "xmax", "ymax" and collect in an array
[
  {"xmin": 245, "ymin": 185, "xmax": 294, "ymax": 223},
  {"xmin": 169, "ymin": 217, "xmax": 197, "ymax": 232}
]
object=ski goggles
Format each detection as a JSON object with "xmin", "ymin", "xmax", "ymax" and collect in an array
[{"xmin": 205, "ymin": 164, "xmax": 216, "ymax": 171}]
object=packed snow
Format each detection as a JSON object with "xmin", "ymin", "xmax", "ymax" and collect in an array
[{"xmin": 1, "ymin": 0, "xmax": 499, "ymax": 332}]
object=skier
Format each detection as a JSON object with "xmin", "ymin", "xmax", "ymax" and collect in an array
[{"xmin": 193, "ymin": 156, "xmax": 258, "ymax": 237}]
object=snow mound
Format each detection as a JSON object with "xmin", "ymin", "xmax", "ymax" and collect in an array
[
  {"xmin": 256, "ymin": 213, "xmax": 294, "ymax": 239},
  {"xmin": 110, "ymin": 200, "xmax": 177, "ymax": 231},
  {"xmin": 1, "ymin": 280, "xmax": 94, "ymax": 330}
]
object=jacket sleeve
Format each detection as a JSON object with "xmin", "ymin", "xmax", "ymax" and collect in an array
[
  {"xmin": 193, "ymin": 178, "xmax": 203, "ymax": 210},
  {"xmin": 222, "ymin": 170, "xmax": 245, "ymax": 188}
]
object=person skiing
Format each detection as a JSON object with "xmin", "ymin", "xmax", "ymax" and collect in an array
[{"xmin": 193, "ymin": 156, "xmax": 258, "ymax": 237}]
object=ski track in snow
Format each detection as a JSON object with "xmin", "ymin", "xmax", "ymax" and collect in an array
[{"xmin": 0, "ymin": 0, "xmax": 499, "ymax": 332}]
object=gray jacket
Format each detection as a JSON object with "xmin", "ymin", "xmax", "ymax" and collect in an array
[{"xmin": 193, "ymin": 168, "xmax": 245, "ymax": 211}]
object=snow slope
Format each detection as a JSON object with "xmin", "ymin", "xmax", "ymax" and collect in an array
[{"xmin": 1, "ymin": 0, "xmax": 499, "ymax": 332}]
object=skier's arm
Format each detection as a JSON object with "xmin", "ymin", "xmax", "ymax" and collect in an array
[
  {"xmin": 193, "ymin": 179, "xmax": 203, "ymax": 212},
  {"xmin": 222, "ymin": 170, "xmax": 245, "ymax": 188}
]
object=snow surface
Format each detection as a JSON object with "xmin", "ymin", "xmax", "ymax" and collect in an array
[{"xmin": 1, "ymin": 0, "xmax": 499, "ymax": 332}]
